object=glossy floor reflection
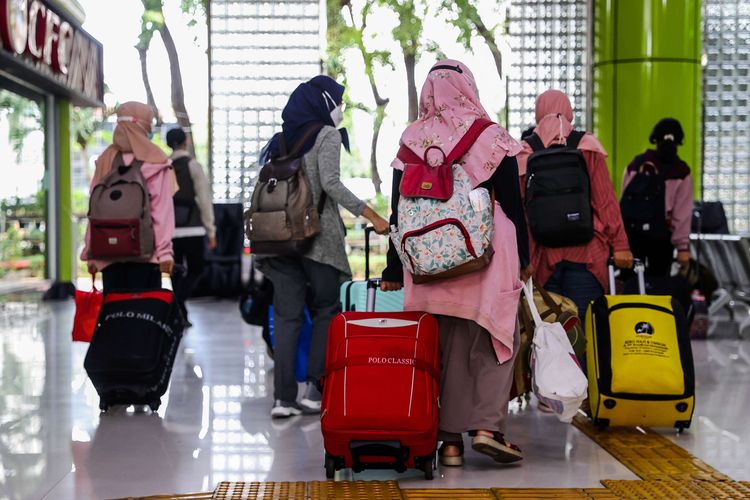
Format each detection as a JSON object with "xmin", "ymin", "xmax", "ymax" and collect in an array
[{"xmin": 0, "ymin": 298, "xmax": 746, "ymax": 499}]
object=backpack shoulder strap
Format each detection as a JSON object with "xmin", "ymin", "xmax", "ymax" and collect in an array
[
  {"xmin": 396, "ymin": 144, "xmax": 423, "ymax": 164},
  {"xmin": 526, "ymin": 133, "xmax": 545, "ymax": 153},
  {"xmin": 445, "ymin": 118, "xmax": 495, "ymax": 164},
  {"xmin": 566, "ymin": 130, "xmax": 586, "ymax": 149}
]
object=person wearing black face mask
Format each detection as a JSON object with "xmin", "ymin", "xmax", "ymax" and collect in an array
[{"xmin": 621, "ymin": 118, "xmax": 694, "ymax": 276}]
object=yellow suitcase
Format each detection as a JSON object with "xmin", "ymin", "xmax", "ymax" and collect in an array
[{"xmin": 585, "ymin": 262, "xmax": 694, "ymax": 430}]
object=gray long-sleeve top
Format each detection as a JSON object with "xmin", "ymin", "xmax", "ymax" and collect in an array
[{"xmin": 258, "ymin": 125, "xmax": 365, "ymax": 281}]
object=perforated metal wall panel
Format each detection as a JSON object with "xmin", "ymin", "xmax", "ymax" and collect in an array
[
  {"xmin": 209, "ymin": 0, "xmax": 321, "ymax": 204},
  {"xmin": 703, "ymin": 0, "xmax": 750, "ymax": 233},
  {"xmin": 507, "ymin": 0, "xmax": 589, "ymax": 138}
]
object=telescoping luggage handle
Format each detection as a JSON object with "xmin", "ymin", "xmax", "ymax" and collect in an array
[
  {"xmin": 608, "ymin": 258, "xmax": 646, "ymax": 295},
  {"xmin": 364, "ymin": 226, "xmax": 380, "ymax": 312}
]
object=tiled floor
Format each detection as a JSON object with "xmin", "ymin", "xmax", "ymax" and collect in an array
[{"xmin": 0, "ymin": 296, "xmax": 747, "ymax": 500}]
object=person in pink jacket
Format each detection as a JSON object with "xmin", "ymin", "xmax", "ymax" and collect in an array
[
  {"xmin": 382, "ymin": 60, "xmax": 531, "ymax": 467},
  {"xmin": 82, "ymin": 101, "xmax": 176, "ymax": 292},
  {"xmin": 621, "ymin": 118, "xmax": 693, "ymax": 276}
]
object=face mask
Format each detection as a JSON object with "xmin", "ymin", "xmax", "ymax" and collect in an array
[{"xmin": 330, "ymin": 105, "xmax": 344, "ymax": 127}]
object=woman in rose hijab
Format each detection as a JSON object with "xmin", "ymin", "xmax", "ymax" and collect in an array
[
  {"xmin": 82, "ymin": 101, "xmax": 176, "ymax": 292},
  {"xmin": 517, "ymin": 90, "xmax": 633, "ymax": 317},
  {"xmin": 382, "ymin": 60, "xmax": 530, "ymax": 466}
]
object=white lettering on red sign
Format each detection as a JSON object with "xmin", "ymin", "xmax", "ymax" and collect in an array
[{"xmin": 0, "ymin": 0, "xmax": 101, "ymax": 102}]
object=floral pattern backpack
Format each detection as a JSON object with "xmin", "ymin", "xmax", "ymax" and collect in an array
[{"xmin": 391, "ymin": 119, "xmax": 496, "ymax": 284}]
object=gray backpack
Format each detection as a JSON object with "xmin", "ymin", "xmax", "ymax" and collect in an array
[
  {"xmin": 245, "ymin": 124, "xmax": 325, "ymax": 256},
  {"xmin": 87, "ymin": 152, "xmax": 155, "ymax": 261}
]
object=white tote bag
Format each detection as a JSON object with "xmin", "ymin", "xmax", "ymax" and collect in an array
[{"xmin": 523, "ymin": 279, "xmax": 588, "ymax": 423}]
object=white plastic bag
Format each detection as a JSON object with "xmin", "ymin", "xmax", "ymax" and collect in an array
[{"xmin": 523, "ymin": 279, "xmax": 588, "ymax": 423}]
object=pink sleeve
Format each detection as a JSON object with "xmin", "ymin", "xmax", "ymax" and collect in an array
[
  {"xmin": 586, "ymin": 151, "xmax": 630, "ymax": 252},
  {"xmin": 149, "ymin": 167, "xmax": 175, "ymax": 262},
  {"xmin": 670, "ymin": 175, "xmax": 694, "ymax": 251}
]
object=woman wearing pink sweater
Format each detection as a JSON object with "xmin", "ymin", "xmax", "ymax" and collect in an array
[
  {"xmin": 82, "ymin": 102, "xmax": 176, "ymax": 292},
  {"xmin": 621, "ymin": 118, "xmax": 693, "ymax": 276}
]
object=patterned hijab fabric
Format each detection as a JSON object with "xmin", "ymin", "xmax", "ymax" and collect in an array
[{"xmin": 393, "ymin": 59, "xmax": 521, "ymax": 187}]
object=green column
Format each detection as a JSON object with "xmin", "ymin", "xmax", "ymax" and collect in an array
[
  {"xmin": 57, "ymin": 99, "xmax": 73, "ymax": 283},
  {"xmin": 592, "ymin": 0, "xmax": 702, "ymax": 196}
]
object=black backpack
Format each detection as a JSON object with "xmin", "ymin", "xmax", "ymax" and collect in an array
[
  {"xmin": 172, "ymin": 156, "xmax": 199, "ymax": 228},
  {"xmin": 620, "ymin": 160, "xmax": 669, "ymax": 240},
  {"xmin": 525, "ymin": 131, "xmax": 594, "ymax": 248},
  {"xmin": 692, "ymin": 201, "xmax": 729, "ymax": 234}
]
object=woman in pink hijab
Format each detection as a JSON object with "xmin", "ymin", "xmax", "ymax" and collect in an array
[
  {"xmin": 517, "ymin": 90, "xmax": 633, "ymax": 317},
  {"xmin": 382, "ymin": 60, "xmax": 530, "ymax": 466},
  {"xmin": 82, "ymin": 101, "xmax": 176, "ymax": 292}
]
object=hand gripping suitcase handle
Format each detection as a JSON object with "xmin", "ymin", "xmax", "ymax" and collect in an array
[{"xmin": 608, "ymin": 258, "xmax": 646, "ymax": 295}]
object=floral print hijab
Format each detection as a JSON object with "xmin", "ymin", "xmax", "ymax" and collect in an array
[{"xmin": 392, "ymin": 59, "xmax": 521, "ymax": 187}]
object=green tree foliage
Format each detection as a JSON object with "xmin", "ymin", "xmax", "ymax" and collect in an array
[
  {"xmin": 0, "ymin": 91, "xmax": 42, "ymax": 161},
  {"xmin": 441, "ymin": 0, "xmax": 506, "ymax": 82},
  {"xmin": 342, "ymin": 0, "xmax": 395, "ymax": 193},
  {"xmin": 379, "ymin": 0, "xmax": 426, "ymax": 122},
  {"xmin": 137, "ymin": 0, "xmax": 197, "ymax": 154}
]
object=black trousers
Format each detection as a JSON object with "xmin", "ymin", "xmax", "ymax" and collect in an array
[
  {"xmin": 102, "ymin": 263, "xmax": 161, "ymax": 293},
  {"xmin": 172, "ymin": 236, "xmax": 207, "ymax": 319}
]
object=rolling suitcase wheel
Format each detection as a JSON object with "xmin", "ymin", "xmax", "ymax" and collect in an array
[
  {"xmin": 421, "ymin": 455, "xmax": 435, "ymax": 480},
  {"xmin": 149, "ymin": 400, "xmax": 161, "ymax": 412},
  {"xmin": 99, "ymin": 400, "xmax": 108, "ymax": 412},
  {"xmin": 324, "ymin": 454, "xmax": 337, "ymax": 479}
]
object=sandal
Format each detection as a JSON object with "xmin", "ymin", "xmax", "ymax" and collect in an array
[
  {"xmin": 438, "ymin": 441, "xmax": 464, "ymax": 467},
  {"xmin": 471, "ymin": 431, "xmax": 523, "ymax": 464}
]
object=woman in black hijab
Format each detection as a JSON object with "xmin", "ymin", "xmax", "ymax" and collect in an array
[{"xmin": 256, "ymin": 75, "xmax": 389, "ymax": 419}]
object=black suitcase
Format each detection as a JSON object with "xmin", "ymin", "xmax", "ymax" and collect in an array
[{"xmin": 84, "ymin": 289, "xmax": 184, "ymax": 412}]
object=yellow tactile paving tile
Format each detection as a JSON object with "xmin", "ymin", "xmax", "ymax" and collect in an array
[
  {"xmin": 572, "ymin": 415, "xmax": 730, "ymax": 481},
  {"xmin": 492, "ymin": 488, "xmax": 618, "ymax": 499},
  {"xmin": 211, "ymin": 481, "xmax": 307, "ymax": 499},
  {"xmin": 205, "ymin": 481, "xmax": 402, "ymax": 500},
  {"xmin": 306, "ymin": 481, "xmax": 403, "ymax": 500},
  {"xmin": 602, "ymin": 479, "xmax": 750, "ymax": 499},
  {"xmin": 402, "ymin": 489, "xmax": 494, "ymax": 499},
  {"xmin": 120, "ymin": 492, "xmax": 213, "ymax": 500}
]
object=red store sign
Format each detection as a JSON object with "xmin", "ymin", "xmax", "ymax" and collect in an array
[{"xmin": 0, "ymin": 0, "xmax": 102, "ymax": 105}]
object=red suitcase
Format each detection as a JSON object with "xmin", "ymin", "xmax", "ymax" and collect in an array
[{"xmin": 321, "ymin": 309, "xmax": 439, "ymax": 479}]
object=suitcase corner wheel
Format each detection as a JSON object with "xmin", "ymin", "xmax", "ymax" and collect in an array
[
  {"xmin": 593, "ymin": 418, "xmax": 610, "ymax": 431},
  {"xmin": 675, "ymin": 420, "xmax": 691, "ymax": 433},
  {"xmin": 415, "ymin": 453, "xmax": 436, "ymax": 480},
  {"xmin": 324, "ymin": 453, "xmax": 341, "ymax": 479}
]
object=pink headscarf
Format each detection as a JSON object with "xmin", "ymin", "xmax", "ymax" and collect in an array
[
  {"xmin": 517, "ymin": 89, "xmax": 606, "ymax": 175},
  {"xmin": 93, "ymin": 101, "xmax": 177, "ymax": 192},
  {"xmin": 392, "ymin": 59, "xmax": 521, "ymax": 187},
  {"xmin": 94, "ymin": 102, "xmax": 170, "ymax": 175}
]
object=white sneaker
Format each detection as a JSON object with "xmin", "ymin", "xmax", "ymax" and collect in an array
[
  {"xmin": 299, "ymin": 382, "xmax": 322, "ymax": 414},
  {"xmin": 270, "ymin": 400, "xmax": 302, "ymax": 419}
]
